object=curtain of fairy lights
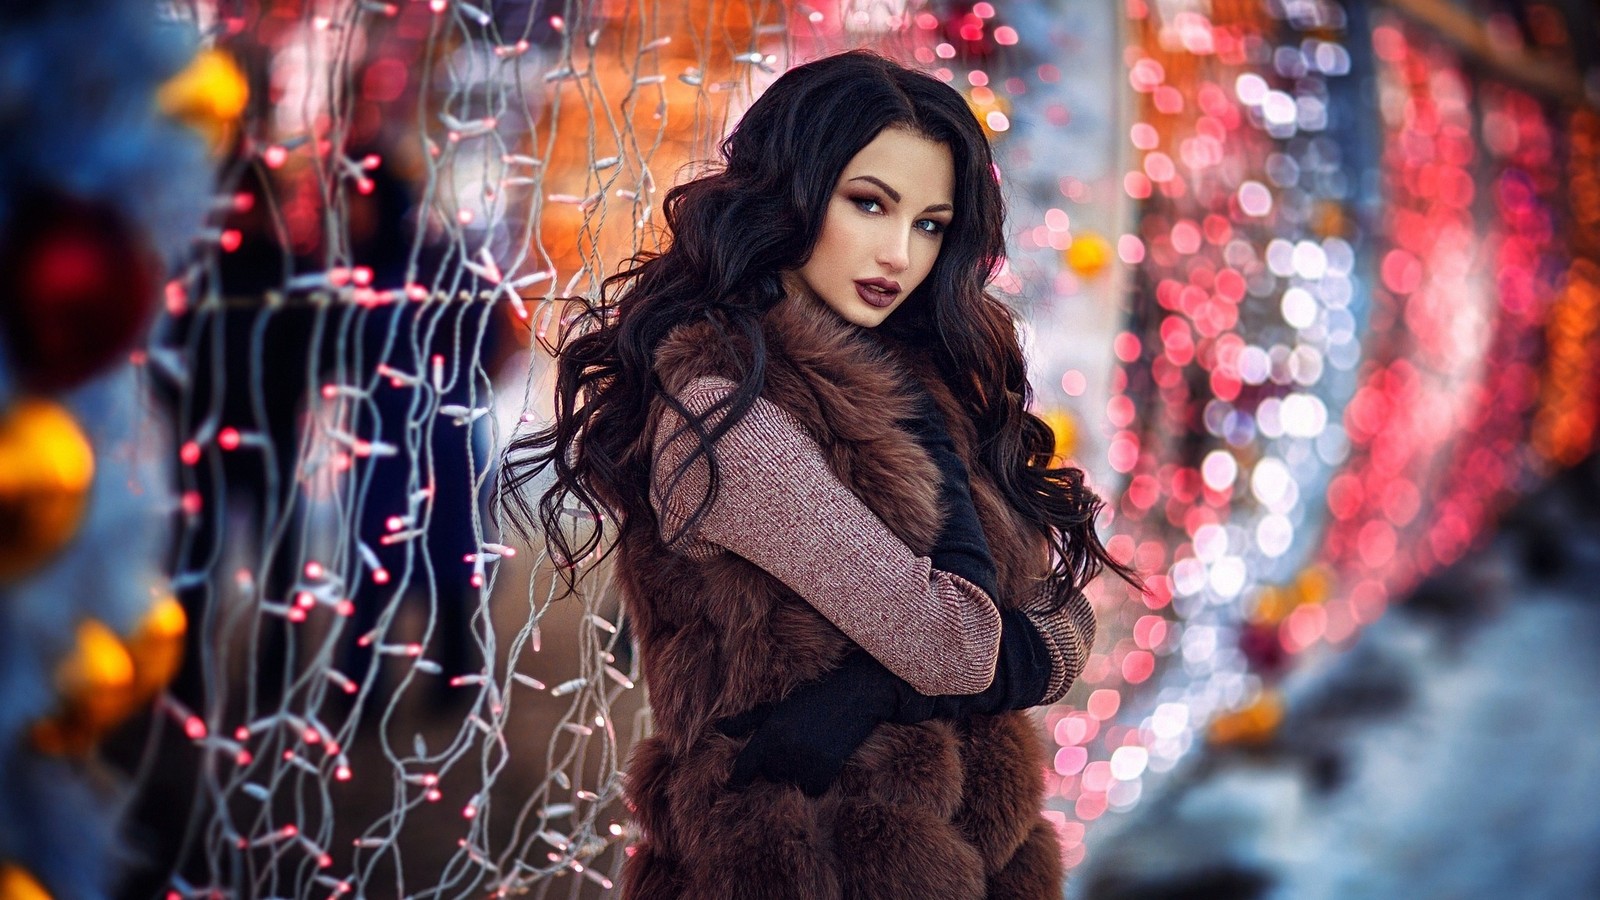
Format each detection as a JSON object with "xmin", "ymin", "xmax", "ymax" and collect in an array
[
  {"xmin": 1035, "ymin": 0, "xmax": 1374, "ymax": 850},
  {"xmin": 1056, "ymin": 0, "xmax": 1600, "ymax": 870},
  {"xmin": 124, "ymin": 2, "xmax": 953, "ymax": 898}
]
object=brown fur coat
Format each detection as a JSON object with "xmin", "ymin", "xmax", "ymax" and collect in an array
[{"xmin": 618, "ymin": 297, "xmax": 1064, "ymax": 898}]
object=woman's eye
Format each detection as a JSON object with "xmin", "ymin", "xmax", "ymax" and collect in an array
[
  {"xmin": 851, "ymin": 196, "xmax": 883, "ymax": 214},
  {"xmin": 915, "ymin": 219, "xmax": 947, "ymax": 235}
]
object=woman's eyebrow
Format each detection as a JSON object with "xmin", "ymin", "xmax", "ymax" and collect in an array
[
  {"xmin": 848, "ymin": 175, "xmax": 901, "ymax": 202},
  {"xmin": 848, "ymin": 175, "xmax": 954, "ymax": 214}
]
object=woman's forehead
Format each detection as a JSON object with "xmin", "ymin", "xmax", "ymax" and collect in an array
[{"xmin": 838, "ymin": 128, "xmax": 955, "ymax": 209}]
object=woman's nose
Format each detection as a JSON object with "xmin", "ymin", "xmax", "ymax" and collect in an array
[{"xmin": 876, "ymin": 229, "xmax": 910, "ymax": 272}]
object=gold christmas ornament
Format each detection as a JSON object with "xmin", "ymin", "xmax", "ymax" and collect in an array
[
  {"xmin": 30, "ymin": 598, "xmax": 186, "ymax": 756},
  {"xmin": 156, "ymin": 48, "xmax": 248, "ymax": 148},
  {"xmin": 31, "ymin": 619, "xmax": 134, "ymax": 756},
  {"xmin": 0, "ymin": 400, "xmax": 94, "ymax": 581},
  {"xmin": 125, "ymin": 595, "xmax": 187, "ymax": 698},
  {"xmin": 0, "ymin": 864, "xmax": 53, "ymax": 900}
]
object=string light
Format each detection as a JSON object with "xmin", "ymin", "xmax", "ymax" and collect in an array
[{"xmin": 1055, "ymin": 1, "xmax": 1600, "ymax": 875}]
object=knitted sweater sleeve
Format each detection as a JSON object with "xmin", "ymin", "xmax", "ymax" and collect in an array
[
  {"xmin": 1015, "ymin": 581, "xmax": 1097, "ymax": 706},
  {"xmin": 649, "ymin": 376, "xmax": 1002, "ymax": 696}
]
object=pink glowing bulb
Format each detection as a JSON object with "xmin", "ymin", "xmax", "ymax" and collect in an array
[{"xmin": 165, "ymin": 280, "xmax": 188, "ymax": 315}]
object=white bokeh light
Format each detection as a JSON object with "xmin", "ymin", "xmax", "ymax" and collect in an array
[
  {"xmin": 1193, "ymin": 523, "xmax": 1230, "ymax": 561},
  {"xmin": 1110, "ymin": 745, "xmax": 1150, "ymax": 781},
  {"xmin": 1281, "ymin": 286, "xmax": 1318, "ymax": 328},
  {"xmin": 1235, "ymin": 72, "xmax": 1268, "ymax": 105},
  {"xmin": 1238, "ymin": 180, "xmax": 1274, "ymax": 216},
  {"xmin": 1280, "ymin": 392, "xmax": 1329, "ymax": 437},
  {"xmin": 1251, "ymin": 456, "xmax": 1293, "ymax": 508},
  {"xmin": 1239, "ymin": 345, "xmax": 1272, "ymax": 384},
  {"xmin": 1202, "ymin": 450, "xmax": 1239, "ymax": 490},
  {"xmin": 1209, "ymin": 557, "xmax": 1248, "ymax": 597},
  {"xmin": 1172, "ymin": 557, "xmax": 1208, "ymax": 595},
  {"xmin": 1256, "ymin": 513, "xmax": 1295, "ymax": 557},
  {"xmin": 1262, "ymin": 90, "xmax": 1298, "ymax": 126},
  {"xmin": 1292, "ymin": 240, "xmax": 1329, "ymax": 278}
]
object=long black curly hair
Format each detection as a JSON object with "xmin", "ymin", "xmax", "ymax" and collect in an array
[{"xmin": 500, "ymin": 50, "xmax": 1137, "ymax": 610}]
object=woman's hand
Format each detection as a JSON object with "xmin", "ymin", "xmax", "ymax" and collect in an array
[
  {"xmin": 899, "ymin": 393, "xmax": 1000, "ymax": 602},
  {"xmin": 716, "ymin": 652, "xmax": 933, "ymax": 797},
  {"xmin": 718, "ymin": 602, "xmax": 1059, "ymax": 796}
]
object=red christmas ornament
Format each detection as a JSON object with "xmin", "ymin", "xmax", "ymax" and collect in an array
[{"xmin": 0, "ymin": 191, "xmax": 159, "ymax": 391}]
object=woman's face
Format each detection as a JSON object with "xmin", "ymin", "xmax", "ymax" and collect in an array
[{"xmin": 786, "ymin": 127, "xmax": 955, "ymax": 328}]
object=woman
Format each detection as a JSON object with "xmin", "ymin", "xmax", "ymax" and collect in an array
[{"xmin": 503, "ymin": 51, "xmax": 1134, "ymax": 898}]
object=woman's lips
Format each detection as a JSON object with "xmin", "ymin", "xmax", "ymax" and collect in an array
[{"xmin": 854, "ymin": 279, "xmax": 900, "ymax": 308}]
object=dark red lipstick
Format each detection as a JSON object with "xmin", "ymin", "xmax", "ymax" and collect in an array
[{"xmin": 854, "ymin": 278, "xmax": 901, "ymax": 308}]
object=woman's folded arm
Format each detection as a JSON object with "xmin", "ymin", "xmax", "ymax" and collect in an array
[{"xmin": 650, "ymin": 375, "xmax": 1001, "ymax": 696}]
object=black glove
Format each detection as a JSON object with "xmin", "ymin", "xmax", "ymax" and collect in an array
[
  {"xmin": 906, "ymin": 606, "xmax": 1051, "ymax": 721},
  {"xmin": 899, "ymin": 393, "xmax": 1000, "ymax": 601},
  {"xmin": 895, "ymin": 388, "xmax": 1052, "ymax": 717},
  {"xmin": 717, "ymin": 650, "xmax": 931, "ymax": 796},
  {"xmin": 719, "ymin": 611, "xmax": 1054, "ymax": 794}
]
